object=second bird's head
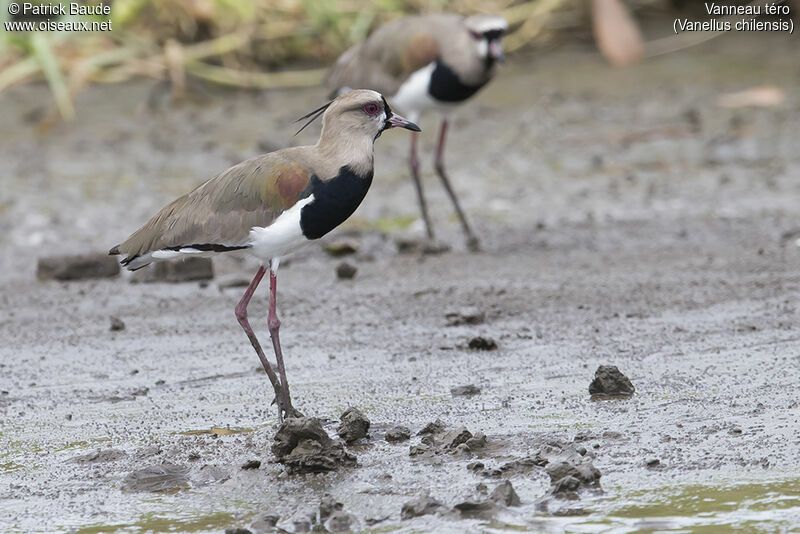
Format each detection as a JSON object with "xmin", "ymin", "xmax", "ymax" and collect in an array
[
  {"xmin": 298, "ymin": 90, "xmax": 421, "ymax": 141},
  {"xmin": 465, "ymin": 15, "xmax": 509, "ymax": 64}
]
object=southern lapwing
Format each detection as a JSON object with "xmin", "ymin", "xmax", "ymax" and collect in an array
[
  {"xmin": 326, "ymin": 13, "xmax": 508, "ymax": 251},
  {"xmin": 109, "ymin": 90, "xmax": 420, "ymax": 420}
]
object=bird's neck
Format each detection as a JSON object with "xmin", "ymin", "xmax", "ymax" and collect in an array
[{"xmin": 315, "ymin": 131, "xmax": 375, "ymax": 179}]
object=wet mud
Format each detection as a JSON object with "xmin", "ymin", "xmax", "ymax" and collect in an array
[{"xmin": 1, "ymin": 30, "xmax": 799, "ymax": 532}]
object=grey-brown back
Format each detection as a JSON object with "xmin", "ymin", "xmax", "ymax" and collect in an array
[{"xmin": 326, "ymin": 14, "xmax": 493, "ymax": 96}]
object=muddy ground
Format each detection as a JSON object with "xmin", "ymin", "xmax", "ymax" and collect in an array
[{"xmin": 1, "ymin": 29, "xmax": 799, "ymax": 533}]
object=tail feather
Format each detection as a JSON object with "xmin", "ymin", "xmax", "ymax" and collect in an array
[{"xmin": 120, "ymin": 253, "xmax": 151, "ymax": 271}]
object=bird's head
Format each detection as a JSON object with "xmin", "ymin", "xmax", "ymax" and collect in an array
[
  {"xmin": 465, "ymin": 15, "xmax": 509, "ymax": 64},
  {"xmin": 297, "ymin": 90, "xmax": 420, "ymax": 142}
]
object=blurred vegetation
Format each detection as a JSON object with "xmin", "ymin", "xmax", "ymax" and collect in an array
[{"xmin": 0, "ymin": 0, "xmax": 665, "ymax": 118}]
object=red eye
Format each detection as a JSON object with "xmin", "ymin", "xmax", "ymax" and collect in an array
[
  {"xmin": 363, "ymin": 103, "xmax": 380, "ymax": 116},
  {"xmin": 469, "ymin": 30, "xmax": 482, "ymax": 41}
]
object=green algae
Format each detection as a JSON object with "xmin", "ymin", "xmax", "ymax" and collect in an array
[{"xmin": 71, "ymin": 511, "xmax": 237, "ymax": 534}]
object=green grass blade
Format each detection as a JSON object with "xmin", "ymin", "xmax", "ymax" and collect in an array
[{"xmin": 30, "ymin": 32, "xmax": 74, "ymax": 119}]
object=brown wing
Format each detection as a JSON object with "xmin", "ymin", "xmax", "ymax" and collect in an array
[
  {"xmin": 325, "ymin": 14, "xmax": 459, "ymax": 96},
  {"xmin": 112, "ymin": 151, "xmax": 312, "ymax": 261}
]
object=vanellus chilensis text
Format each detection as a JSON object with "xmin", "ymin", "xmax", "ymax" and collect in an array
[
  {"xmin": 326, "ymin": 13, "xmax": 508, "ymax": 251},
  {"xmin": 109, "ymin": 90, "xmax": 420, "ymax": 420}
]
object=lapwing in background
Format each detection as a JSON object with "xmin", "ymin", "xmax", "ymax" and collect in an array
[
  {"xmin": 109, "ymin": 90, "xmax": 420, "ymax": 420},
  {"xmin": 326, "ymin": 13, "xmax": 508, "ymax": 251}
]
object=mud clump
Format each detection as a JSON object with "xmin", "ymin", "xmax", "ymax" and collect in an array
[
  {"xmin": 451, "ymin": 384, "xmax": 481, "ymax": 397},
  {"xmin": 401, "ymin": 495, "xmax": 447, "ymax": 519},
  {"xmin": 410, "ymin": 421, "xmax": 486, "ymax": 458},
  {"xmin": 69, "ymin": 448, "xmax": 127, "ymax": 463},
  {"xmin": 249, "ymin": 514, "xmax": 279, "ymax": 533},
  {"xmin": 547, "ymin": 460, "xmax": 601, "ymax": 491},
  {"xmin": 454, "ymin": 480, "xmax": 521, "ymax": 518},
  {"xmin": 154, "ymin": 257, "xmax": 213, "ymax": 283},
  {"xmin": 445, "ymin": 307, "xmax": 485, "ymax": 326},
  {"xmin": 319, "ymin": 493, "xmax": 343, "ymax": 521},
  {"xmin": 324, "ymin": 239, "xmax": 359, "ymax": 257},
  {"xmin": 325, "ymin": 511, "xmax": 357, "ymax": 532},
  {"xmin": 491, "ymin": 480, "xmax": 521, "ymax": 506},
  {"xmin": 336, "ymin": 407, "xmax": 370, "ymax": 443},
  {"xmin": 466, "ymin": 432, "xmax": 487, "ymax": 451},
  {"xmin": 193, "ymin": 465, "xmax": 230, "ymax": 486},
  {"xmin": 589, "ymin": 365, "xmax": 635, "ymax": 397},
  {"xmin": 442, "ymin": 426, "xmax": 472, "ymax": 449},
  {"xmin": 453, "ymin": 498, "xmax": 494, "ymax": 517},
  {"xmin": 132, "ymin": 257, "xmax": 214, "ymax": 283},
  {"xmin": 468, "ymin": 336, "xmax": 498, "ymax": 350},
  {"xmin": 542, "ymin": 444, "xmax": 602, "ymax": 507},
  {"xmin": 335, "ymin": 261, "xmax": 357, "ymax": 280},
  {"xmin": 121, "ymin": 463, "xmax": 190, "ymax": 493},
  {"xmin": 317, "ymin": 495, "xmax": 358, "ymax": 532},
  {"xmin": 271, "ymin": 417, "xmax": 356, "ymax": 474},
  {"xmin": 37, "ymin": 253, "xmax": 120, "ymax": 281},
  {"xmin": 385, "ymin": 425, "xmax": 411, "ymax": 443},
  {"xmin": 479, "ymin": 454, "xmax": 548, "ymax": 478},
  {"xmin": 109, "ymin": 316, "xmax": 125, "ymax": 332},
  {"xmin": 417, "ymin": 419, "xmax": 446, "ymax": 436},
  {"xmin": 395, "ymin": 237, "xmax": 451, "ymax": 255},
  {"xmin": 216, "ymin": 274, "xmax": 251, "ymax": 291}
]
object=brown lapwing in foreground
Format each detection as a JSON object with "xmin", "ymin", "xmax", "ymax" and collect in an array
[
  {"xmin": 109, "ymin": 90, "xmax": 420, "ymax": 420},
  {"xmin": 326, "ymin": 13, "xmax": 508, "ymax": 251}
]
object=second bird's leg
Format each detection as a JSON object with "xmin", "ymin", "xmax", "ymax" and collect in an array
[
  {"xmin": 434, "ymin": 118, "xmax": 481, "ymax": 251},
  {"xmin": 235, "ymin": 266, "xmax": 285, "ymax": 420},
  {"xmin": 409, "ymin": 131, "xmax": 435, "ymax": 241},
  {"xmin": 267, "ymin": 259, "xmax": 298, "ymax": 419}
]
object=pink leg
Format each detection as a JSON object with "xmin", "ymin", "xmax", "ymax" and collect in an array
[
  {"xmin": 267, "ymin": 261, "xmax": 297, "ymax": 418},
  {"xmin": 409, "ymin": 131, "xmax": 435, "ymax": 240},
  {"xmin": 235, "ymin": 266, "xmax": 284, "ymax": 416},
  {"xmin": 434, "ymin": 118, "xmax": 480, "ymax": 251}
]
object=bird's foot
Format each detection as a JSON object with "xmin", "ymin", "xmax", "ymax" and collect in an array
[
  {"xmin": 282, "ymin": 406, "xmax": 304, "ymax": 420},
  {"xmin": 465, "ymin": 235, "xmax": 482, "ymax": 252},
  {"xmin": 270, "ymin": 392, "xmax": 303, "ymax": 423}
]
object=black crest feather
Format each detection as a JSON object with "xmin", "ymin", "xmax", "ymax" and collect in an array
[{"xmin": 294, "ymin": 100, "xmax": 333, "ymax": 136}]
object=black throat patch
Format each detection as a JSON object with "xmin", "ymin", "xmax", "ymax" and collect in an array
[
  {"xmin": 299, "ymin": 165, "xmax": 374, "ymax": 240},
  {"xmin": 428, "ymin": 59, "xmax": 489, "ymax": 103}
]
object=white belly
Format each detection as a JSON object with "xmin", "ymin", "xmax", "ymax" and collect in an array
[
  {"xmin": 247, "ymin": 195, "xmax": 314, "ymax": 261},
  {"xmin": 392, "ymin": 63, "xmax": 446, "ymax": 120}
]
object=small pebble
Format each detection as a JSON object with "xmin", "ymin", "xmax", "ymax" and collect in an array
[
  {"xmin": 385, "ymin": 425, "xmax": 411, "ymax": 443},
  {"xmin": 241, "ymin": 459, "xmax": 261, "ymax": 470},
  {"xmin": 109, "ymin": 316, "xmax": 125, "ymax": 332},
  {"xmin": 451, "ymin": 384, "xmax": 481, "ymax": 397},
  {"xmin": 468, "ymin": 337, "xmax": 497, "ymax": 350},
  {"xmin": 335, "ymin": 261, "xmax": 357, "ymax": 280}
]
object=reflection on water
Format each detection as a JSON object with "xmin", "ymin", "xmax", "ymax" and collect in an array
[{"xmin": 521, "ymin": 476, "xmax": 800, "ymax": 533}]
